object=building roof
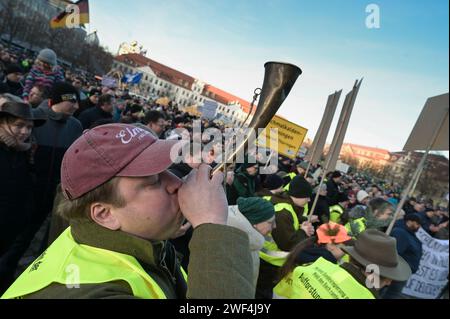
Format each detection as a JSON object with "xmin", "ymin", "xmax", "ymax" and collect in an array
[
  {"xmin": 344, "ymin": 143, "xmax": 391, "ymax": 156},
  {"xmin": 202, "ymin": 84, "xmax": 253, "ymax": 114},
  {"xmin": 115, "ymin": 54, "xmax": 195, "ymax": 89},
  {"xmin": 114, "ymin": 53, "xmax": 253, "ymax": 113}
]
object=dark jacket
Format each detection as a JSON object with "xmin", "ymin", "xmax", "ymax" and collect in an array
[
  {"xmin": 391, "ymin": 220, "xmax": 423, "ymax": 273},
  {"xmin": 315, "ymin": 194, "xmax": 330, "ymax": 223},
  {"xmin": 226, "ymin": 166, "xmax": 258, "ymax": 205},
  {"xmin": 78, "ymin": 106, "xmax": 113, "ymax": 130},
  {"xmin": 30, "ymin": 101, "xmax": 82, "ymax": 241},
  {"xmin": 23, "ymin": 219, "xmax": 254, "ymax": 299},
  {"xmin": 74, "ymin": 97, "xmax": 97, "ymax": 118},
  {"xmin": 270, "ymin": 193, "xmax": 309, "ymax": 252},
  {"xmin": 326, "ymin": 179, "xmax": 340, "ymax": 206},
  {"xmin": 0, "ymin": 143, "xmax": 34, "ymax": 293},
  {"xmin": 0, "ymin": 79, "xmax": 23, "ymax": 97}
]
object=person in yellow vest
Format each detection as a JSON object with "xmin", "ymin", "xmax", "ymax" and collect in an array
[
  {"xmin": 256, "ymin": 175, "xmax": 316, "ymax": 299},
  {"xmin": 282, "ymin": 160, "xmax": 309, "ymax": 191},
  {"xmin": 344, "ymin": 198, "xmax": 394, "ymax": 238},
  {"xmin": 329, "ymin": 192, "xmax": 350, "ymax": 224},
  {"xmin": 273, "ymin": 229, "xmax": 412, "ymax": 299},
  {"xmin": 277, "ymin": 222, "xmax": 352, "ymax": 273},
  {"xmin": 257, "ymin": 174, "xmax": 285, "ymax": 202},
  {"xmin": 1, "ymin": 123, "xmax": 254, "ymax": 299}
]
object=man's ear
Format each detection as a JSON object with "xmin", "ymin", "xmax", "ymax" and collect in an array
[{"xmin": 90, "ymin": 203, "xmax": 121, "ymax": 231}]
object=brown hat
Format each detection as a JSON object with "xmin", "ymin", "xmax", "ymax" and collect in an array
[
  {"xmin": 0, "ymin": 94, "xmax": 47, "ymax": 127},
  {"xmin": 61, "ymin": 123, "xmax": 186, "ymax": 200},
  {"xmin": 341, "ymin": 229, "xmax": 411, "ymax": 281}
]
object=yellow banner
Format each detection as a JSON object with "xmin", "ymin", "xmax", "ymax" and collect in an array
[{"xmin": 257, "ymin": 115, "xmax": 308, "ymax": 159}]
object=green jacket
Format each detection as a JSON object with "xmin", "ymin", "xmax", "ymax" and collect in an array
[
  {"xmin": 19, "ymin": 219, "xmax": 254, "ymax": 299},
  {"xmin": 226, "ymin": 166, "xmax": 257, "ymax": 205}
]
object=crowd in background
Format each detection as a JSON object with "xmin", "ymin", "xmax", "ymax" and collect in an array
[{"xmin": 1, "ymin": 42, "xmax": 448, "ymax": 299}]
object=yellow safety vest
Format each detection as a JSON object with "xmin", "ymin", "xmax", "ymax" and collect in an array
[
  {"xmin": 273, "ymin": 257, "xmax": 375, "ymax": 299},
  {"xmin": 2, "ymin": 228, "xmax": 187, "ymax": 299},
  {"xmin": 345, "ymin": 217, "xmax": 367, "ymax": 238},
  {"xmin": 329, "ymin": 205, "xmax": 345, "ymax": 224},
  {"xmin": 262, "ymin": 195, "xmax": 272, "ymax": 202},
  {"xmin": 259, "ymin": 202, "xmax": 308, "ymax": 267},
  {"xmin": 283, "ymin": 172, "xmax": 297, "ymax": 191}
]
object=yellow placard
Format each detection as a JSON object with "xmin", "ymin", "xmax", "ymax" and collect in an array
[{"xmin": 257, "ymin": 115, "xmax": 308, "ymax": 159}]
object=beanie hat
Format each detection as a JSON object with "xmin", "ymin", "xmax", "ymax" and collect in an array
[
  {"xmin": 237, "ymin": 197, "xmax": 275, "ymax": 225},
  {"xmin": 296, "ymin": 160, "xmax": 309, "ymax": 171},
  {"xmin": 37, "ymin": 48, "xmax": 57, "ymax": 66},
  {"xmin": 240, "ymin": 154, "xmax": 259, "ymax": 170},
  {"xmin": 49, "ymin": 82, "xmax": 80, "ymax": 106},
  {"xmin": 357, "ymin": 190, "xmax": 370, "ymax": 203},
  {"xmin": 264, "ymin": 174, "xmax": 284, "ymax": 191},
  {"xmin": 331, "ymin": 171, "xmax": 342, "ymax": 179},
  {"xmin": 288, "ymin": 176, "xmax": 313, "ymax": 199},
  {"xmin": 337, "ymin": 192, "xmax": 349, "ymax": 203},
  {"xmin": 5, "ymin": 64, "xmax": 24, "ymax": 75}
]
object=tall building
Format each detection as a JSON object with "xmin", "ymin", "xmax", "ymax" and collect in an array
[{"xmin": 111, "ymin": 53, "xmax": 251, "ymax": 125}]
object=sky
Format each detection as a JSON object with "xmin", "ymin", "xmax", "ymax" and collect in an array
[{"xmin": 87, "ymin": 0, "xmax": 449, "ymax": 153}]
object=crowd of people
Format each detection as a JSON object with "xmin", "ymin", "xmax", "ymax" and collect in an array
[{"xmin": 0, "ymin": 43, "xmax": 448, "ymax": 299}]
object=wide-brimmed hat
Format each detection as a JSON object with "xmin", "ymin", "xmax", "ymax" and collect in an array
[
  {"xmin": 341, "ymin": 229, "xmax": 411, "ymax": 281},
  {"xmin": 0, "ymin": 94, "xmax": 47, "ymax": 127}
]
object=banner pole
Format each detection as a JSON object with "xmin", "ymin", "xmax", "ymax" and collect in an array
[{"xmin": 386, "ymin": 109, "xmax": 448, "ymax": 235}]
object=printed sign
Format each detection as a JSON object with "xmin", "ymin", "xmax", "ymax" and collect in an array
[
  {"xmin": 257, "ymin": 115, "xmax": 308, "ymax": 159},
  {"xmin": 402, "ymin": 227, "xmax": 449, "ymax": 299}
]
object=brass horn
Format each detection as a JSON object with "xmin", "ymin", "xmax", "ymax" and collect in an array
[{"xmin": 212, "ymin": 62, "xmax": 302, "ymax": 174}]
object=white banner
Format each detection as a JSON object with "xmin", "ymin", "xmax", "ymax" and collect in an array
[{"xmin": 402, "ymin": 227, "xmax": 449, "ymax": 299}]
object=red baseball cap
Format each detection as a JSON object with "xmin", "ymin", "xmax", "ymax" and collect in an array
[{"xmin": 61, "ymin": 123, "xmax": 184, "ymax": 200}]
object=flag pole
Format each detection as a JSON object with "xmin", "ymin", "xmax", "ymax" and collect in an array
[
  {"xmin": 307, "ymin": 81, "xmax": 360, "ymax": 222},
  {"xmin": 386, "ymin": 108, "xmax": 449, "ymax": 235}
]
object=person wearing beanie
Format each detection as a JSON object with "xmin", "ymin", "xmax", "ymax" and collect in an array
[
  {"xmin": 329, "ymin": 192, "xmax": 350, "ymax": 224},
  {"xmin": 357, "ymin": 190, "xmax": 370, "ymax": 206},
  {"xmin": 0, "ymin": 64, "xmax": 24, "ymax": 96},
  {"xmin": 257, "ymin": 174, "xmax": 285, "ymax": 201},
  {"xmin": 22, "ymin": 48, "xmax": 64, "ymax": 100},
  {"xmin": 326, "ymin": 170, "xmax": 343, "ymax": 206},
  {"xmin": 280, "ymin": 160, "xmax": 307, "ymax": 192},
  {"xmin": 226, "ymin": 156, "xmax": 260, "ymax": 205},
  {"xmin": 24, "ymin": 82, "xmax": 82, "ymax": 257},
  {"xmin": 225, "ymin": 197, "xmax": 273, "ymax": 289},
  {"xmin": 256, "ymin": 175, "xmax": 316, "ymax": 299},
  {"xmin": 74, "ymin": 88, "xmax": 100, "ymax": 118},
  {"xmin": 237, "ymin": 197, "xmax": 276, "ymax": 235}
]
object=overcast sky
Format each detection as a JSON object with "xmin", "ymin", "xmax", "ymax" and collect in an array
[{"xmin": 87, "ymin": 0, "xmax": 449, "ymax": 154}]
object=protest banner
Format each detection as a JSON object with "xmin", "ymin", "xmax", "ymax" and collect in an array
[
  {"xmin": 257, "ymin": 115, "xmax": 308, "ymax": 159},
  {"xmin": 402, "ymin": 227, "xmax": 449, "ymax": 299}
]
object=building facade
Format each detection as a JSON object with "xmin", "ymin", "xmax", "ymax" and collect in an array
[{"xmin": 111, "ymin": 53, "xmax": 251, "ymax": 126}]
